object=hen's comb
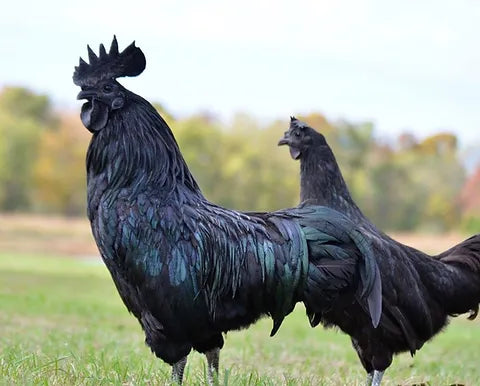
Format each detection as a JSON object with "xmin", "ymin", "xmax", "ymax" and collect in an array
[
  {"xmin": 73, "ymin": 36, "xmax": 146, "ymax": 87},
  {"xmin": 290, "ymin": 116, "xmax": 308, "ymax": 129}
]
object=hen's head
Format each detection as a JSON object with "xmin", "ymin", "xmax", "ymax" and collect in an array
[
  {"xmin": 278, "ymin": 117, "xmax": 327, "ymax": 160},
  {"xmin": 73, "ymin": 36, "xmax": 146, "ymax": 133}
]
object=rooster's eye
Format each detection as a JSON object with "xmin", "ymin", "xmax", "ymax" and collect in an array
[
  {"xmin": 294, "ymin": 131, "xmax": 301, "ymax": 137},
  {"xmin": 103, "ymin": 84, "xmax": 113, "ymax": 93}
]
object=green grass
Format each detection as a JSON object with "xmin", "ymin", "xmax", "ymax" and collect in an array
[{"xmin": 1, "ymin": 253, "xmax": 479, "ymax": 385}]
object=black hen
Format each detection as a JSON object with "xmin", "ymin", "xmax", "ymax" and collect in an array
[
  {"xmin": 73, "ymin": 38, "xmax": 382, "ymax": 383},
  {"xmin": 279, "ymin": 117, "xmax": 480, "ymax": 385}
]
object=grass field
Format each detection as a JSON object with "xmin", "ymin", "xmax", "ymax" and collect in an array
[{"xmin": 1, "ymin": 251, "xmax": 480, "ymax": 385}]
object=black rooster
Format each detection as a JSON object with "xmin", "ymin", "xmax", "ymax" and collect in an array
[
  {"xmin": 73, "ymin": 38, "xmax": 382, "ymax": 384},
  {"xmin": 279, "ymin": 117, "xmax": 480, "ymax": 385}
]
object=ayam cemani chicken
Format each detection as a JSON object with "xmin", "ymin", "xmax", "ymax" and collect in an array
[
  {"xmin": 279, "ymin": 117, "xmax": 480, "ymax": 386},
  {"xmin": 72, "ymin": 37, "xmax": 383, "ymax": 384}
]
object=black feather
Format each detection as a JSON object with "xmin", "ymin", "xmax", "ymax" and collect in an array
[
  {"xmin": 74, "ymin": 39, "xmax": 384, "ymax": 374},
  {"xmin": 281, "ymin": 117, "xmax": 480, "ymax": 376}
]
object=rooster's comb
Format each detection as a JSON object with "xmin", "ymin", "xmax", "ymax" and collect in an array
[{"xmin": 73, "ymin": 36, "xmax": 146, "ymax": 87}]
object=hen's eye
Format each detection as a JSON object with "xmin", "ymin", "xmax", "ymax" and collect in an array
[
  {"xmin": 103, "ymin": 84, "xmax": 113, "ymax": 93},
  {"xmin": 294, "ymin": 131, "xmax": 301, "ymax": 137}
]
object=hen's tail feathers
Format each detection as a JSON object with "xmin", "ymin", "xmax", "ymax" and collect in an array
[
  {"xmin": 437, "ymin": 234, "xmax": 480, "ymax": 319},
  {"xmin": 437, "ymin": 234, "xmax": 480, "ymax": 271}
]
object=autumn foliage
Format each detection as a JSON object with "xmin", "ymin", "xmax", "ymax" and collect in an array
[{"xmin": 0, "ymin": 86, "xmax": 478, "ymax": 232}]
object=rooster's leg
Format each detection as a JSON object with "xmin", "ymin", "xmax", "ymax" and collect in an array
[
  {"xmin": 171, "ymin": 356, "xmax": 187, "ymax": 384},
  {"xmin": 205, "ymin": 347, "xmax": 220, "ymax": 384},
  {"xmin": 371, "ymin": 370, "xmax": 384, "ymax": 386}
]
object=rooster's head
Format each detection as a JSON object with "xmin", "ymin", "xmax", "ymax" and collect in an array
[{"xmin": 73, "ymin": 36, "xmax": 146, "ymax": 133}]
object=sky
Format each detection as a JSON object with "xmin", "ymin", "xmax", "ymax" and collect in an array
[{"xmin": 1, "ymin": 0, "xmax": 480, "ymax": 147}]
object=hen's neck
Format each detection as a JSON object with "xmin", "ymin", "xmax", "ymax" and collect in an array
[
  {"xmin": 86, "ymin": 94, "xmax": 201, "ymax": 199},
  {"xmin": 300, "ymin": 146, "xmax": 365, "ymax": 221}
]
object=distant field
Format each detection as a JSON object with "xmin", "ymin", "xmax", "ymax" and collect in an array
[
  {"xmin": 0, "ymin": 213, "xmax": 469, "ymax": 257},
  {"xmin": 1, "ymin": 215, "xmax": 479, "ymax": 384},
  {"xmin": 0, "ymin": 214, "xmax": 97, "ymax": 257}
]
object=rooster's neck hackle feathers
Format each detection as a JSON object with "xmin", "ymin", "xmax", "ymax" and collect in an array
[
  {"xmin": 73, "ymin": 36, "xmax": 146, "ymax": 87},
  {"xmin": 78, "ymin": 38, "xmax": 200, "ymax": 197},
  {"xmin": 86, "ymin": 95, "xmax": 200, "ymax": 197}
]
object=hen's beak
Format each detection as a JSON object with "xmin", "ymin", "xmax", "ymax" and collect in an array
[
  {"xmin": 77, "ymin": 90, "xmax": 97, "ymax": 100},
  {"xmin": 278, "ymin": 137, "xmax": 289, "ymax": 146}
]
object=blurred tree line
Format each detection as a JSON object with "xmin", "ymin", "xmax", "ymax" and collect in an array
[{"xmin": 0, "ymin": 86, "xmax": 478, "ymax": 232}]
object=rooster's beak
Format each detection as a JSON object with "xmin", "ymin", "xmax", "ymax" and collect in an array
[
  {"xmin": 77, "ymin": 90, "xmax": 97, "ymax": 100},
  {"xmin": 278, "ymin": 137, "xmax": 289, "ymax": 146}
]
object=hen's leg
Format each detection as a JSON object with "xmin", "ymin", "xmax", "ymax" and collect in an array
[
  {"xmin": 370, "ymin": 347, "xmax": 391, "ymax": 386},
  {"xmin": 352, "ymin": 336, "xmax": 390, "ymax": 386},
  {"xmin": 371, "ymin": 370, "xmax": 384, "ymax": 386},
  {"xmin": 365, "ymin": 372, "xmax": 374, "ymax": 385},
  {"xmin": 171, "ymin": 356, "xmax": 187, "ymax": 384},
  {"xmin": 205, "ymin": 347, "xmax": 220, "ymax": 384},
  {"xmin": 351, "ymin": 338, "xmax": 374, "ymax": 386}
]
